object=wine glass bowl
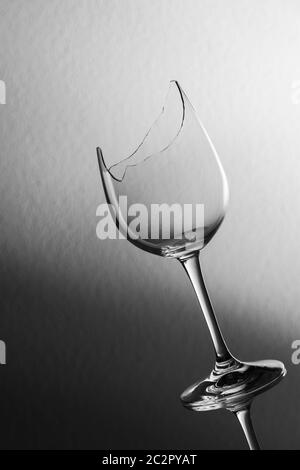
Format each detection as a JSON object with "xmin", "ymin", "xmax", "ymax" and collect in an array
[{"xmin": 97, "ymin": 81, "xmax": 228, "ymax": 258}]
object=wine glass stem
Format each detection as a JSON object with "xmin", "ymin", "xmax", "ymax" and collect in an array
[
  {"xmin": 180, "ymin": 252, "xmax": 232, "ymax": 365},
  {"xmin": 235, "ymin": 406, "xmax": 261, "ymax": 450}
]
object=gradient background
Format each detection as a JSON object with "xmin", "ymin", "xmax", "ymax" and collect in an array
[{"xmin": 0, "ymin": 0, "xmax": 299, "ymax": 450}]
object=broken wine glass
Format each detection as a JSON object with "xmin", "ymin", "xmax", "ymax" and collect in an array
[{"xmin": 97, "ymin": 81, "xmax": 286, "ymax": 449}]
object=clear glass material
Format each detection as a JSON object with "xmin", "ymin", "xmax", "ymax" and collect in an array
[
  {"xmin": 99, "ymin": 81, "xmax": 228, "ymax": 258},
  {"xmin": 97, "ymin": 81, "xmax": 286, "ymax": 450}
]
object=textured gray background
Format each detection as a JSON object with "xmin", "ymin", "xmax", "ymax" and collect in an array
[{"xmin": 0, "ymin": 0, "xmax": 299, "ymax": 449}]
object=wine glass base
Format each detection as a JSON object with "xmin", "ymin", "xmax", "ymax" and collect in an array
[{"xmin": 180, "ymin": 359, "xmax": 286, "ymax": 412}]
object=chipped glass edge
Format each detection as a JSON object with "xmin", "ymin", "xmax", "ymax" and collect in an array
[
  {"xmin": 98, "ymin": 80, "xmax": 186, "ymax": 182},
  {"xmin": 97, "ymin": 80, "xmax": 229, "ymax": 213}
]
